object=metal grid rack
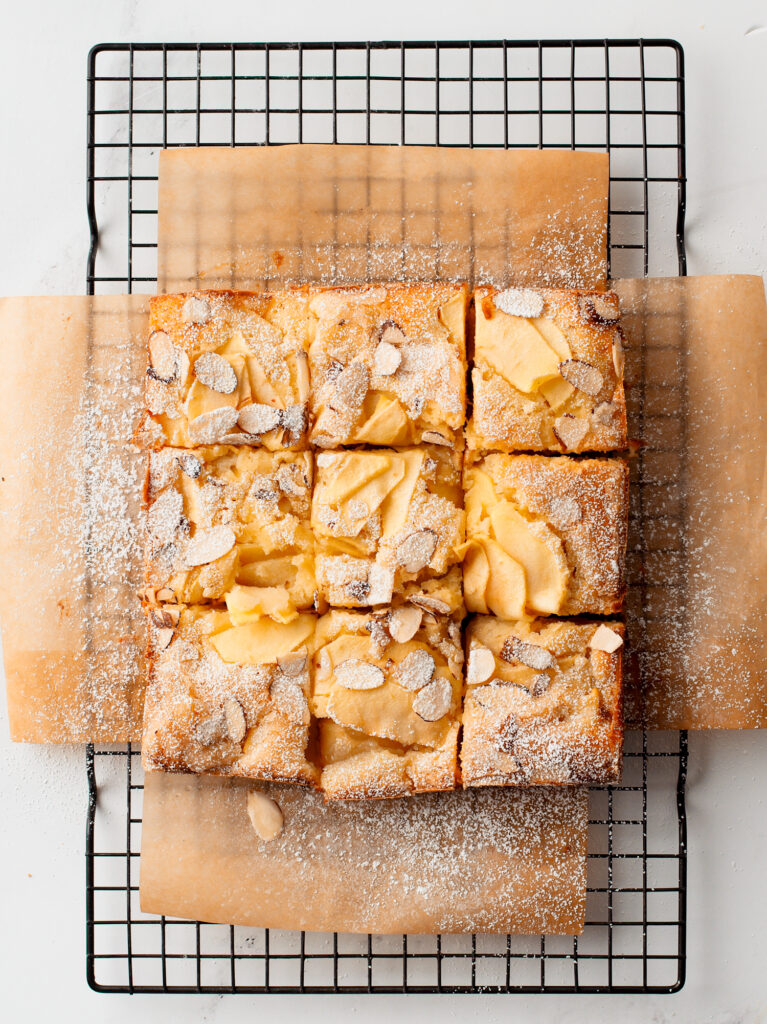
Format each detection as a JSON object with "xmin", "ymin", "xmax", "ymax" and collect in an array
[{"xmin": 85, "ymin": 39, "xmax": 689, "ymax": 994}]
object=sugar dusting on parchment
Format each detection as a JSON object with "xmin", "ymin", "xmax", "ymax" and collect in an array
[
  {"xmin": 142, "ymin": 774, "xmax": 588, "ymax": 935},
  {"xmin": 620, "ymin": 278, "xmax": 767, "ymax": 729}
]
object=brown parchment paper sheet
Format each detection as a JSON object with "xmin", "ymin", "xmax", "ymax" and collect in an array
[
  {"xmin": 619, "ymin": 275, "xmax": 767, "ymax": 729},
  {"xmin": 0, "ymin": 296, "xmax": 148, "ymax": 742},
  {"xmin": 140, "ymin": 772, "xmax": 588, "ymax": 935},
  {"xmin": 157, "ymin": 145, "xmax": 609, "ymax": 292}
]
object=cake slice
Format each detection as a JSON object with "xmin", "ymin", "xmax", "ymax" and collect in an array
[
  {"xmin": 467, "ymin": 286, "xmax": 627, "ymax": 453},
  {"xmin": 462, "ymin": 453, "xmax": 628, "ymax": 619},
  {"xmin": 136, "ymin": 289, "xmax": 312, "ymax": 450},
  {"xmin": 461, "ymin": 616, "xmax": 624, "ymax": 786},
  {"xmin": 307, "ymin": 282, "xmax": 467, "ymax": 448},
  {"xmin": 142, "ymin": 446, "xmax": 315, "ymax": 620},
  {"xmin": 311, "ymin": 445, "xmax": 465, "ymax": 608},
  {"xmin": 142, "ymin": 606, "xmax": 319, "ymax": 785},
  {"xmin": 311, "ymin": 607, "xmax": 464, "ymax": 799}
]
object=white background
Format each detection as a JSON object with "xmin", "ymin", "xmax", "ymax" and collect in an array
[{"xmin": 1, "ymin": 1, "xmax": 766, "ymax": 1021}]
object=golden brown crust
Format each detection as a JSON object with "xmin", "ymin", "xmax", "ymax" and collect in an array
[
  {"xmin": 461, "ymin": 616, "xmax": 624, "ymax": 787},
  {"xmin": 463, "ymin": 453, "xmax": 629, "ymax": 617},
  {"xmin": 142, "ymin": 446, "xmax": 315, "ymax": 614},
  {"xmin": 311, "ymin": 445, "xmax": 465, "ymax": 608},
  {"xmin": 142, "ymin": 606, "xmax": 319, "ymax": 786},
  {"xmin": 137, "ymin": 289, "xmax": 312, "ymax": 451},
  {"xmin": 307, "ymin": 282, "xmax": 468, "ymax": 448},
  {"xmin": 311, "ymin": 608, "xmax": 463, "ymax": 800},
  {"xmin": 467, "ymin": 286, "xmax": 627, "ymax": 453}
]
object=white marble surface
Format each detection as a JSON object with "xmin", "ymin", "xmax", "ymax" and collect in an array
[{"xmin": 1, "ymin": 0, "xmax": 766, "ymax": 1020}]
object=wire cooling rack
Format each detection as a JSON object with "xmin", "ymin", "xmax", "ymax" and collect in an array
[{"xmin": 85, "ymin": 39, "xmax": 689, "ymax": 994}]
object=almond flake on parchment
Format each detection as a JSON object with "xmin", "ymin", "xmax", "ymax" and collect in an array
[{"xmin": 246, "ymin": 790, "xmax": 284, "ymax": 842}]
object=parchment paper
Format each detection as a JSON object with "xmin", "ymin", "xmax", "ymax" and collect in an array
[
  {"xmin": 0, "ymin": 296, "xmax": 147, "ymax": 742},
  {"xmin": 157, "ymin": 145, "xmax": 609, "ymax": 292},
  {"xmin": 619, "ymin": 275, "xmax": 767, "ymax": 729},
  {"xmin": 140, "ymin": 772, "xmax": 588, "ymax": 935}
]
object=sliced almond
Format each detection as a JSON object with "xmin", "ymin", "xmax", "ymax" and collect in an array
[
  {"xmin": 184, "ymin": 525, "xmax": 236, "ymax": 567},
  {"xmin": 147, "ymin": 488, "xmax": 185, "ymax": 546},
  {"xmin": 176, "ymin": 453, "xmax": 203, "ymax": 479},
  {"xmin": 345, "ymin": 579, "xmax": 371, "ymax": 602},
  {"xmin": 193, "ymin": 352, "xmax": 238, "ymax": 394},
  {"xmin": 276, "ymin": 462, "xmax": 309, "ymax": 496},
  {"xmin": 219, "ymin": 432, "xmax": 260, "ymax": 445},
  {"xmin": 558, "ymin": 359, "xmax": 604, "ymax": 397},
  {"xmin": 148, "ymin": 331, "xmax": 180, "ymax": 383},
  {"xmin": 395, "ymin": 649, "xmax": 435, "ymax": 691},
  {"xmin": 317, "ymin": 648, "xmax": 333, "ymax": 678},
  {"xmin": 548, "ymin": 495, "xmax": 582, "ymax": 527},
  {"xmin": 238, "ymin": 402, "xmax": 282, "ymax": 435},
  {"xmin": 366, "ymin": 618, "xmax": 391, "ymax": 653},
  {"xmin": 378, "ymin": 320, "xmax": 408, "ymax": 346},
  {"xmin": 494, "ymin": 713, "xmax": 519, "ymax": 754},
  {"xmin": 396, "ymin": 529, "xmax": 438, "ymax": 572},
  {"xmin": 195, "ymin": 711, "xmax": 226, "ymax": 746},
  {"xmin": 295, "ymin": 349, "xmax": 310, "ymax": 403},
  {"xmin": 466, "ymin": 645, "xmax": 495, "ymax": 685},
  {"xmin": 281, "ymin": 403, "xmax": 307, "ymax": 440},
  {"xmin": 553, "ymin": 414, "xmax": 589, "ymax": 450},
  {"xmin": 181, "ymin": 295, "xmax": 212, "ymax": 324},
  {"xmin": 367, "ymin": 564, "xmax": 395, "ymax": 605},
  {"xmin": 156, "ymin": 587, "xmax": 176, "ymax": 603},
  {"xmin": 387, "ymin": 605, "xmax": 423, "ymax": 643},
  {"xmin": 270, "ymin": 674, "xmax": 309, "ymax": 718},
  {"xmin": 413, "ymin": 677, "xmax": 452, "ymax": 722},
  {"xmin": 593, "ymin": 401, "xmax": 618, "ymax": 426},
  {"xmin": 494, "ymin": 287, "xmax": 545, "ymax": 319},
  {"xmin": 530, "ymin": 673, "xmax": 551, "ymax": 697},
  {"xmin": 373, "ymin": 340, "xmax": 402, "ymax": 375},
  {"xmin": 246, "ymin": 790, "xmax": 284, "ymax": 842},
  {"xmin": 154, "ymin": 626, "xmax": 175, "ymax": 651},
  {"xmin": 224, "ymin": 697, "xmax": 247, "ymax": 743},
  {"xmin": 331, "ymin": 360, "xmax": 369, "ymax": 411},
  {"xmin": 501, "ymin": 637, "xmax": 556, "ymax": 671},
  {"xmin": 612, "ymin": 331, "xmax": 625, "ymax": 378},
  {"xmin": 334, "ymin": 659, "xmax": 385, "ymax": 690},
  {"xmin": 579, "ymin": 293, "xmax": 620, "ymax": 324},
  {"xmin": 408, "ymin": 594, "xmax": 451, "ymax": 616},
  {"xmin": 188, "ymin": 405, "xmax": 239, "ymax": 444},
  {"xmin": 149, "ymin": 605, "xmax": 181, "ymax": 629},
  {"xmin": 588, "ymin": 624, "xmax": 624, "ymax": 653},
  {"xmin": 421, "ymin": 430, "xmax": 452, "ymax": 447},
  {"xmin": 276, "ymin": 647, "xmax": 308, "ymax": 676}
]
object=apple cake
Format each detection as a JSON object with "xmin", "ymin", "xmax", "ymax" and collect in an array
[
  {"xmin": 467, "ymin": 286, "xmax": 627, "ymax": 453},
  {"xmin": 142, "ymin": 606, "xmax": 319, "ymax": 785},
  {"xmin": 462, "ymin": 453, "xmax": 628, "ymax": 619},
  {"xmin": 142, "ymin": 446, "xmax": 315, "ymax": 619},
  {"xmin": 135, "ymin": 289, "xmax": 312, "ymax": 450},
  {"xmin": 310, "ymin": 607, "xmax": 464, "ymax": 799},
  {"xmin": 311, "ymin": 445, "xmax": 465, "ymax": 608},
  {"xmin": 307, "ymin": 282, "xmax": 468, "ymax": 448},
  {"xmin": 461, "ymin": 615, "xmax": 624, "ymax": 786}
]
